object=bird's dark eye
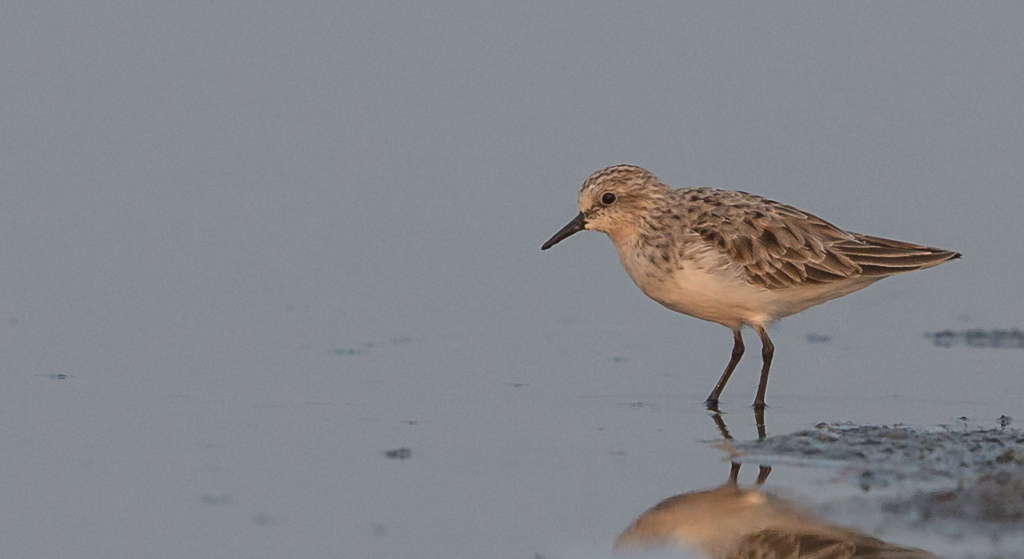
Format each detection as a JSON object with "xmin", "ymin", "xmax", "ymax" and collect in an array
[{"xmin": 601, "ymin": 192, "xmax": 617, "ymax": 205}]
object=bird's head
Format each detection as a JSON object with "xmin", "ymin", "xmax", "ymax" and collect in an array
[{"xmin": 542, "ymin": 164, "xmax": 668, "ymax": 250}]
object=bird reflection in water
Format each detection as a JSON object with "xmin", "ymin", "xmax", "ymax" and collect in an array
[{"xmin": 614, "ymin": 412, "xmax": 936, "ymax": 558}]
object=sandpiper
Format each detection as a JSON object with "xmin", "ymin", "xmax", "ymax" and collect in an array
[{"xmin": 541, "ymin": 165, "xmax": 959, "ymax": 409}]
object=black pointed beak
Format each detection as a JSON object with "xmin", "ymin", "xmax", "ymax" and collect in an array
[{"xmin": 541, "ymin": 212, "xmax": 587, "ymax": 250}]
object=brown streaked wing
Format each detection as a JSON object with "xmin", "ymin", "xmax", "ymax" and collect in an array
[
  {"xmin": 734, "ymin": 529, "xmax": 855, "ymax": 559},
  {"xmin": 695, "ymin": 199, "xmax": 863, "ymax": 290},
  {"xmin": 735, "ymin": 528, "xmax": 937, "ymax": 559},
  {"xmin": 692, "ymin": 195, "xmax": 960, "ymax": 290}
]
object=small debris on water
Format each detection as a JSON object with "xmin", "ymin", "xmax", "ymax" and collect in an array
[
  {"xmin": 925, "ymin": 328, "xmax": 1024, "ymax": 348},
  {"xmin": 385, "ymin": 447, "xmax": 411, "ymax": 460}
]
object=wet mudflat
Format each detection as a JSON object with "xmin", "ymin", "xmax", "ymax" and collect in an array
[
  {"xmin": 7, "ymin": 315, "xmax": 1021, "ymax": 559},
  {"xmin": 335, "ymin": 330, "xmax": 1024, "ymax": 559},
  {"xmin": 728, "ymin": 420, "xmax": 1024, "ymax": 557}
]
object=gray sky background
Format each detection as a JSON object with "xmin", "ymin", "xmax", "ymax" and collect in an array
[
  {"xmin": 1, "ymin": 3, "xmax": 1022, "ymax": 558},
  {"xmin": 3, "ymin": 3, "xmax": 1021, "ymax": 355}
]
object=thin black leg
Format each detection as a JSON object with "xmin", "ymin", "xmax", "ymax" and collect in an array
[
  {"xmin": 705, "ymin": 330, "xmax": 744, "ymax": 408},
  {"xmin": 752, "ymin": 325, "xmax": 774, "ymax": 409}
]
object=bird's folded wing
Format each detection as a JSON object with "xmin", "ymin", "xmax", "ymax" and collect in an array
[{"xmin": 695, "ymin": 201, "xmax": 958, "ymax": 290}]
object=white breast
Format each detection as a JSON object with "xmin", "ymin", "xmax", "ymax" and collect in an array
[{"xmin": 614, "ymin": 239, "xmax": 772, "ymax": 329}]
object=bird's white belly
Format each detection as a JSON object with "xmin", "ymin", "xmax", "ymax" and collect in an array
[
  {"xmin": 635, "ymin": 264, "xmax": 774, "ymax": 328},
  {"xmin": 615, "ymin": 242, "xmax": 879, "ymax": 329}
]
